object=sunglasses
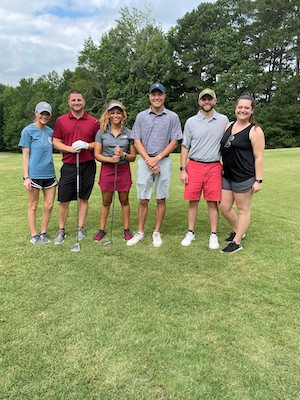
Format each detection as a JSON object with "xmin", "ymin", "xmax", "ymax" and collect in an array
[{"xmin": 224, "ymin": 135, "xmax": 235, "ymax": 148}]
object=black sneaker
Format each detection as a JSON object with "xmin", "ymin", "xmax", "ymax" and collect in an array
[
  {"xmin": 222, "ymin": 241, "xmax": 243, "ymax": 253},
  {"xmin": 225, "ymin": 231, "xmax": 246, "ymax": 242},
  {"xmin": 225, "ymin": 231, "xmax": 236, "ymax": 242}
]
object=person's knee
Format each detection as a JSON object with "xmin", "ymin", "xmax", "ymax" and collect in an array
[
  {"xmin": 237, "ymin": 206, "xmax": 251, "ymax": 217},
  {"xmin": 156, "ymin": 198, "xmax": 165, "ymax": 206},
  {"xmin": 44, "ymin": 202, "xmax": 54, "ymax": 212},
  {"xmin": 207, "ymin": 200, "xmax": 218, "ymax": 210},
  {"xmin": 218, "ymin": 202, "xmax": 230, "ymax": 214},
  {"xmin": 102, "ymin": 200, "xmax": 112, "ymax": 207},
  {"xmin": 140, "ymin": 199, "xmax": 149, "ymax": 208},
  {"xmin": 28, "ymin": 202, "xmax": 38, "ymax": 211},
  {"xmin": 120, "ymin": 199, "xmax": 129, "ymax": 207}
]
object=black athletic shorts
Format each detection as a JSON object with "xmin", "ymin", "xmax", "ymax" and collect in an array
[
  {"xmin": 31, "ymin": 178, "xmax": 57, "ymax": 190},
  {"xmin": 57, "ymin": 160, "xmax": 96, "ymax": 202}
]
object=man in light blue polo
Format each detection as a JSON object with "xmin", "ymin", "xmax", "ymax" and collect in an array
[
  {"xmin": 127, "ymin": 83, "xmax": 182, "ymax": 247},
  {"xmin": 180, "ymin": 88, "xmax": 229, "ymax": 249}
]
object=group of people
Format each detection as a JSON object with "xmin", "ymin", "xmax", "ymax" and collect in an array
[{"xmin": 19, "ymin": 84, "xmax": 265, "ymax": 253}]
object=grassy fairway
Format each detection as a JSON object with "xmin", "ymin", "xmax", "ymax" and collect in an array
[{"xmin": 0, "ymin": 149, "xmax": 299, "ymax": 399}]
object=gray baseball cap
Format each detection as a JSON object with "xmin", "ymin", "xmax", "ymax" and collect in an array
[{"xmin": 35, "ymin": 102, "xmax": 52, "ymax": 114}]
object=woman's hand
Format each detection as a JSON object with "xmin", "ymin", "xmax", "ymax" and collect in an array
[
  {"xmin": 251, "ymin": 181, "xmax": 262, "ymax": 193},
  {"xmin": 23, "ymin": 178, "xmax": 32, "ymax": 190}
]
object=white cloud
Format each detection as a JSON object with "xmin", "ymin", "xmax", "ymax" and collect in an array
[{"xmin": 0, "ymin": 0, "xmax": 212, "ymax": 86}]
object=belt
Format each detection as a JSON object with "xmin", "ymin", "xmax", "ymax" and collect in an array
[
  {"xmin": 190, "ymin": 158, "xmax": 219, "ymax": 164},
  {"xmin": 148, "ymin": 154, "xmax": 169, "ymax": 158}
]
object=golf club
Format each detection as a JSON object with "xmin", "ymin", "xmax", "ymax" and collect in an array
[
  {"xmin": 70, "ymin": 152, "xmax": 80, "ymax": 252},
  {"xmin": 103, "ymin": 163, "xmax": 118, "ymax": 246}
]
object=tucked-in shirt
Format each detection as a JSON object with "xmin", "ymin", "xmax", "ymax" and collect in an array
[
  {"xmin": 53, "ymin": 111, "xmax": 100, "ymax": 164},
  {"xmin": 95, "ymin": 127, "xmax": 133, "ymax": 165},
  {"xmin": 18, "ymin": 123, "xmax": 56, "ymax": 179},
  {"xmin": 131, "ymin": 107, "xmax": 182, "ymax": 155},
  {"xmin": 182, "ymin": 110, "xmax": 229, "ymax": 162}
]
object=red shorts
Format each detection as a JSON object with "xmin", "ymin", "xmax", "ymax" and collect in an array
[
  {"xmin": 184, "ymin": 160, "xmax": 222, "ymax": 201},
  {"xmin": 98, "ymin": 162, "xmax": 132, "ymax": 192}
]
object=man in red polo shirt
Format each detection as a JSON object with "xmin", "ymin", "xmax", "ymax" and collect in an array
[{"xmin": 53, "ymin": 90, "xmax": 100, "ymax": 244}]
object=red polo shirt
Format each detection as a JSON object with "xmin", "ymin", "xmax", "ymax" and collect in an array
[{"xmin": 53, "ymin": 111, "xmax": 100, "ymax": 164}]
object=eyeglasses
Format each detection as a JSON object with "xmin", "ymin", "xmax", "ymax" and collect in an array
[{"xmin": 224, "ymin": 135, "xmax": 235, "ymax": 148}]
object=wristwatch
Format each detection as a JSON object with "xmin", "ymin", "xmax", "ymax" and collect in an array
[
  {"xmin": 255, "ymin": 179, "xmax": 263, "ymax": 183},
  {"xmin": 180, "ymin": 167, "xmax": 186, "ymax": 171},
  {"xmin": 23, "ymin": 176, "xmax": 30, "ymax": 181}
]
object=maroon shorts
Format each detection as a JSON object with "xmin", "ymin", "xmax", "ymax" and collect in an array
[
  {"xmin": 98, "ymin": 162, "xmax": 132, "ymax": 192},
  {"xmin": 184, "ymin": 160, "xmax": 222, "ymax": 201}
]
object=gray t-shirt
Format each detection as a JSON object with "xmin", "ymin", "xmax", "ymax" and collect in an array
[
  {"xmin": 131, "ymin": 107, "xmax": 182, "ymax": 156},
  {"xmin": 182, "ymin": 110, "xmax": 229, "ymax": 162}
]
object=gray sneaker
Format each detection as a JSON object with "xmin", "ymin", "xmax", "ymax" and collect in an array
[
  {"xmin": 40, "ymin": 232, "xmax": 51, "ymax": 244},
  {"xmin": 30, "ymin": 234, "xmax": 43, "ymax": 245},
  {"xmin": 77, "ymin": 227, "xmax": 86, "ymax": 241},
  {"xmin": 54, "ymin": 229, "xmax": 66, "ymax": 244}
]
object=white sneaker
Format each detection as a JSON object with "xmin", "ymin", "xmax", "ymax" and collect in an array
[
  {"xmin": 126, "ymin": 232, "xmax": 144, "ymax": 246},
  {"xmin": 152, "ymin": 232, "xmax": 162, "ymax": 247},
  {"xmin": 181, "ymin": 231, "xmax": 195, "ymax": 247},
  {"xmin": 209, "ymin": 233, "xmax": 219, "ymax": 249}
]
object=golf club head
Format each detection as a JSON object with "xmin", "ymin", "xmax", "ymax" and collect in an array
[
  {"xmin": 102, "ymin": 240, "xmax": 112, "ymax": 247},
  {"xmin": 70, "ymin": 243, "xmax": 80, "ymax": 252}
]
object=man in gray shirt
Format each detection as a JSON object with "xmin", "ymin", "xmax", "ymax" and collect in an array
[
  {"xmin": 127, "ymin": 83, "xmax": 182, "ymax": 247},
  {"xmin": 180, "ymin": 88, "xmax": 229, "ymax": 249}
]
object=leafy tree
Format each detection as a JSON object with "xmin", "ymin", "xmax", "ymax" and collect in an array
[{"xmin": 77, "ymin": 6, "xmax": 175, "ymax": 126}]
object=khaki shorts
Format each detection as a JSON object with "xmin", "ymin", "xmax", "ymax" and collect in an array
[{"xmin": 136, "ymin": 157, "xmax": 172, "ymax": 200}]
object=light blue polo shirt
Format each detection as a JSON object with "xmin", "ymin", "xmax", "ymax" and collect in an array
[
  {"xmin": 19, "ymin": 123, "xmax": 55, "ymax": 179},
  {"xmin": 182, "ymin": 110, "xmax": 229, "ymax": 162}
]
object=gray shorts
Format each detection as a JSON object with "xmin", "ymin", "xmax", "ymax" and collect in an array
[
  {"xmin": 136, "ymin": 157, "xmax": 172, "ymax": 199},
  {"xmin": 222, "ymin": 176, "xmax": 255, "ymax": 193}
]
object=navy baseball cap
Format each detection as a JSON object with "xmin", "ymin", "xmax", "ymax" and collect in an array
[{"xmin": 149, "ymin": 83, "xmax": 166, "ymax": 93}]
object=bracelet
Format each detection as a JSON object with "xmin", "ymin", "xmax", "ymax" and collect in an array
[{"xmin": 23, "ymin": 176, "xmax": 30, "ymax": 181}]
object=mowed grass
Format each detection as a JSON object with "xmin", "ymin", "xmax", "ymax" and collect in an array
[{"xmin": 0, "ymin": 148, "xmax": 299, "ymax": 400}]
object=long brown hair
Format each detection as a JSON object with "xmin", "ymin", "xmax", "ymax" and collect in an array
[{"xmin": 99, "ymin": 100, "xmax": 127, "ymax": 131}]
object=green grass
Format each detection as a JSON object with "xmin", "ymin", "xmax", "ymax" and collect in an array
[{"xmin": 0, "ymin": 149, "xmax": 300, "ymax": 400}]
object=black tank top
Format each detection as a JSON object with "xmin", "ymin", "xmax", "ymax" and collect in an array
[{"xmin": 221, "ymin": 123, "xmax": 255, "ymax": 182}]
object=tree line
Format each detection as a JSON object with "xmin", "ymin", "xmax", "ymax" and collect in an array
[{"xmin": 0, "ymin": 0, "xmax": 299, "ymax": 151}]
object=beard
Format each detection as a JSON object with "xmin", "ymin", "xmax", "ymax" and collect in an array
[{"xmin": 200, "ymin": 104, "xmax": 214, "ymax": 112}]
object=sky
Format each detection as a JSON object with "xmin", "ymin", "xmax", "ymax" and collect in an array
[{"xmin": 0, "ymin": 0, "xmax": 213, "ymax": 87}]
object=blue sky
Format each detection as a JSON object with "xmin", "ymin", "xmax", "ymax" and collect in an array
[{"xmin": 0, "ymin": 0, "xmax": 214, "ymax": 86}]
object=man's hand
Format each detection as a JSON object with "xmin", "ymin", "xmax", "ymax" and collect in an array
[
  {"xmin": 180, "ymin": 170, "xmax": 188, "ymax": 184},
  {"xmin": 146, "ymin": 156, "xmax": 160, "ymax": 169},
  {"xmin": 72, "ymin": 140, "xmax": 89, "ymax": 150}
]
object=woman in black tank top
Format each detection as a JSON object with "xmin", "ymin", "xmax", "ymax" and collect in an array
[{"xmin": 219, "ymin": 95, "xmax": 265, "ymax": 253}]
